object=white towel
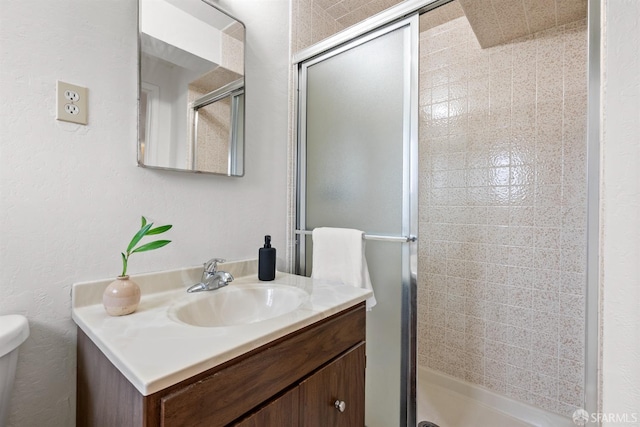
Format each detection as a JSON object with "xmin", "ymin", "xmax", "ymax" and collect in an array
[{"xmin": 311, "ymin": 227, "xmax": 377, "ymax": 310}]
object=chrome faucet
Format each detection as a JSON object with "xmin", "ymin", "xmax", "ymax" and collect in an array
[{"xmin": 186, "ymin": 258, "xmax": 234, "ymax": 293}]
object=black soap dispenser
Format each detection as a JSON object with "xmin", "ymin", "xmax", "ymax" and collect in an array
[{"xmin": 258, "ymin": 235, "xmax": 276, "ymax": 281}]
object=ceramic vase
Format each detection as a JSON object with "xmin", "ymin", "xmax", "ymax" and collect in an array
[{"xmin": 102, "ymin": 275, "xmax": 141, "ymax": 316}]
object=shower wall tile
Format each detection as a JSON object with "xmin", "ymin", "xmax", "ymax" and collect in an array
[
  {"xmin": 418, "ymin": 14, "xmax": 587, "ymax": 418},
  {"xmin": 291, "ymin": 0, "xmax": 403, "ymax": 53},
  {"xmin": 524, "ymin": 0, "xmax": 556, "ymax": 34}
]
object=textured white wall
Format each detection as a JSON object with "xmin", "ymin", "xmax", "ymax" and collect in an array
[
  {"xmin": 601, "ymin": 0, "xmax": 640, "ymax": 423},
  {"xmin": 0, "ymin": 0, "xmax": 289, "ymax": 426}
]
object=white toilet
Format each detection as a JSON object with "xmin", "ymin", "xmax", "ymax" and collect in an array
[{"xmin": 0, "ymin": 315, "xmax": 29, "ymax": 427}]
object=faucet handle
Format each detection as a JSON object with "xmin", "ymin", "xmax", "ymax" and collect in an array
[{"xmin": 203, "ymin": 258, "xmax": 225, "ymax": 273}]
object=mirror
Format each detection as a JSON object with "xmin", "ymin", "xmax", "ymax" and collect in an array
[{"xmin": 138, "ymin": 0, "xmax": 245, "ymax": 176}]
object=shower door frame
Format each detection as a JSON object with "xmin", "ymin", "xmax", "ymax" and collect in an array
[{"xmin": 294, "ymin": 15, "xmax": 420, "ymax": 426}]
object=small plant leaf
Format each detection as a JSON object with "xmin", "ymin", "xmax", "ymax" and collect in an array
[
  {"xmin": 119, "ymin": 216, "xmax": 172, "ymax": 277},
  {"xmin": 126, "ymin": 222, "xmax": 153, "ymax": 253},
  {"xmin": 131, "ymin": 240, "xmax": 172, "ymax": 254},
  {"xmin": 121, "ymin": 252, "xmax": 128, "ymax": 277},
  {"xmin": 147, "ymin": 224, "xmax": 172, "ymax": 235}
]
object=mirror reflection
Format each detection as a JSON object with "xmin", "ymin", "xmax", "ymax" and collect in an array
[{"xmin": 138, "ymin": 0, "xmax": 245, "ymax": 176}]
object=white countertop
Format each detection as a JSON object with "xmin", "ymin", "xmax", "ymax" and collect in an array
[{"xmin": 71, "ymin": 260, "xmax": 371, "ymax": 396}]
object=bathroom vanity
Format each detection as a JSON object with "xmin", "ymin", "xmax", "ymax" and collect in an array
[{"xmin": 72, "ymin": 262, "xmax": 370, "ymax": 426}]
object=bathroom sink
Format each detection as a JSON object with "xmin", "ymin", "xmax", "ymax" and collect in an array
[{"xmin": 168, "ymin": 283, "xmax": 309, "ymax": 327}]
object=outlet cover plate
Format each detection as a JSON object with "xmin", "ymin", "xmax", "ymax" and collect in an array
[{"xmin": 56, "ymin": 81, "xmax": 88, "ymax": 125}]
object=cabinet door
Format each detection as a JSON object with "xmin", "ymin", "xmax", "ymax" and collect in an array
[
  {"xmin": 233, "ymin": 387, "xmax": 299, "ymax": 427},
  {"xmin": 299, "ymin": 344, "xmax": 365, "ymax": 427}
]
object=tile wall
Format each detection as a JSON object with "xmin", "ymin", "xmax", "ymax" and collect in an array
[
  {"xmin": 417, "ymin": 11, "xmax": 588, "ymax": 417},
  {"xmin": 291, "ymin": 0, "xmax": 402, "ymax": 52}
]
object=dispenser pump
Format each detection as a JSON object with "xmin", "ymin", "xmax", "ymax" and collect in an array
[{"xmin": 258, "ymin": 235, "xmax": 276, "ymax": 281}]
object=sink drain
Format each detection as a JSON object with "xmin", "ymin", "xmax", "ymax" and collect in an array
[{"xmin": 418, "ymin": 422, "xmax": 441, "ymax": 427}]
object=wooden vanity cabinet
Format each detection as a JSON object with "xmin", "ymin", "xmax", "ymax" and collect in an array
[
  {"xmin": 297, "ymin": 344, "xmax": 365, "ymax": 426},
  {"xmin": 234, "ymin": 344, "xmax": 365, "ymax": 427},
  {"xmin": 77, "ymin": 303, "xmax": 366, "ymax": 427}
]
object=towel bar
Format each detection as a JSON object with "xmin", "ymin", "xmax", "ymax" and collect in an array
[{"xmin": 295, "ymin": 229, "xmax": 417, "ymax": 243}]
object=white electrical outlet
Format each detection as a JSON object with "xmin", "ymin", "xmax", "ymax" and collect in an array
[
  {"xmin": 64, "ymin": 90, "xmax": 80, "ymax": 102},
  {"xmin": 57, "ymin": 81, "xmax": 87, "ymax": 125}
]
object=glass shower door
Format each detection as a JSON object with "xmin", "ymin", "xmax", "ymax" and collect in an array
[{"xmin": 297, "ymin": 16, "xmax": 418, "ymax": 427}]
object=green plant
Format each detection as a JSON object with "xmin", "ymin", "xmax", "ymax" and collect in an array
[{"xmin": 120, "ymin": 216, "xmax": 172, "ymax": 277}]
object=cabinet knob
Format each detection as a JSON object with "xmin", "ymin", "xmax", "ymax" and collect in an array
[{"xmin": 334, "ymin": 400, "xmax": 346, "ymax": 413}]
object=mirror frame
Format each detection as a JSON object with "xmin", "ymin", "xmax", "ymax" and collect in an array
[{"xmin": 136, "ymin": 0, "xmax": 246, "ymax": 176}]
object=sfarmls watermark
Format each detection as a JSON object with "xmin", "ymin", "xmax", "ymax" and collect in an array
[{"xmin": 573, "ymin": 408, "xmax": 639, "ymax": 425}]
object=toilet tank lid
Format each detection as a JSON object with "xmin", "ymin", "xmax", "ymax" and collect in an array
[{"xmin": 0, "ymin": 315, "xmax": 29, "ymax": 358}]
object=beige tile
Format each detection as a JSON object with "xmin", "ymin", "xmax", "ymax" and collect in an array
[
  {"xmin": 534, "ymin": 184, "xmax": 562, "ymax": 207},
  {"xmin": 458, "ymin": 0, "xmax": 504, "ymax": 48},
  {"xmin": 559, "ymin": 293, "xmax": 585, "ymax": 318},
  {"xmin": 531, "ymin": 333, "xmax": 559, "ymax": 361},
  {"xmin": 556, "ymin": 0, "xmax": 587, "ymax": 26},
  {"xmin": 486, "ymin": 356, "xmax": 508, "ymax": 380},
  {"xmin": 486, "ymin": 244, "xmax": 510, "ymax": 265},
  {"xmin": 340, "ymin": 0, "xmax": 371, "ymax": 12},
  {"xmin": 488, "ymin": 44, "xmax": 514, "ymax": 71},
  {"xmin": 490, "ymin": 74, "xmax": 513, "ymax": 108},
  {"xmin": 559, "ymin": 333, "xmax": 584, "ymax": 362},
  {"xmin": 534, "ymin": 226, "xmax": 563, "ymax": 250},
  {"xmin": 534, "ymin": 205, "xmax": 562, "ymax": 228},
  {"xmin": 561, "ymin": 205, "xmax": 587, "ymax": 230},
  {"xmin": 558, "ymin": 379, "xmax": 583, "ymax": 407},
  {"xmin": 534, "ymin": 248, "xmax": 562, "ymax": 271},
  {"xmin": 508, "ymin": 286, "xmax": 533, "ymax": 310},
  {"xmin": 512, "ymin": 79, "xmax": 537, "ymax": 106},
  {"xmin": 524, "ymin": 0, "xmax": 557, "ymax": 34},
  {"xmin": 336, "ymin": 6, "xmax": 369, "ymax": 28},
  {"xmin": 314, "ymin": 0, "xmax": 339, "ymax": 11},
  {"xmin": 563, "ymin": 157, "xmax": 587, "ymax": 185},
  {"xmin": 559, "ymin": 358, "xmax": 584, "ymax": 385},
  {"xmin": 507, "ymin": 385, "xmax": 533, "ymax": 403},
  {"xmin": 508, "ymin": 226, "xmax": 534, "ymax": 246},
  {"xmin": 447, "ymin": 311, "xmax": 467, "ymax": 332},
  {"xmin": 531, "ymin": 312, "xmax": 559, "ymax": 337},
  {"xmin": 508, "ymin": 266, "xmax": 536, "ymax": 288},
  {"xmin": 510, "ymin": 185, "xmax": 534, "ymax": 206},
  {"xmin": 533, "ymin": 289, "xmax": 560, "ymax": 314},
  {"xmin": 464, "ymin": 350, "xmax": 485, "ymax": 376},
  {"xmin": 488, "ymin": 166, "xmax": 510, "ymax": 186},
  {"xmin": 510, "ymin": 134, "xmax": 536, "ymax": 164},
  {"xmin": 325, "ymin": 2, "xmax": 349, "ymax": 19},
  {"xmin": 416, "ymin": 10, "xmax": 587, "ymax": 415},
  {"xmin": 509, "ymin": 206, "xmax": 534, "ymax": 226},
  {"xmin": 491, "ymin": 0, "xmax": 529, "ymax": 41},
  {"xmin": 560, "ymin": 271, "xmax": 585, "ymax": 295},
  {"xmin": 485, "ymin": 376, "xmax": 508, "ymax": 394},
  {"xmin": 530, "ymin": 349, "xmax": 558, "ymax": 382},
  {"xmin": 507, "ymin": 246, "xmax": 535, "ymax": 268},
  {"xmin": 447, "ymin": 328, "xmax": 467, "ymax": 351},
  {"xmin": 363, "ymin": 0, "xmax": 399, "ymax": 18},
  {"xmin": 506, "ymin": 344, "xmax": 532, "ymax": 370}
]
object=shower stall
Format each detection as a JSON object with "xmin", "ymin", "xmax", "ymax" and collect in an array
[{"xmin": 292, "ymin": 0, "xmax": 597, "ymax": 425}]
